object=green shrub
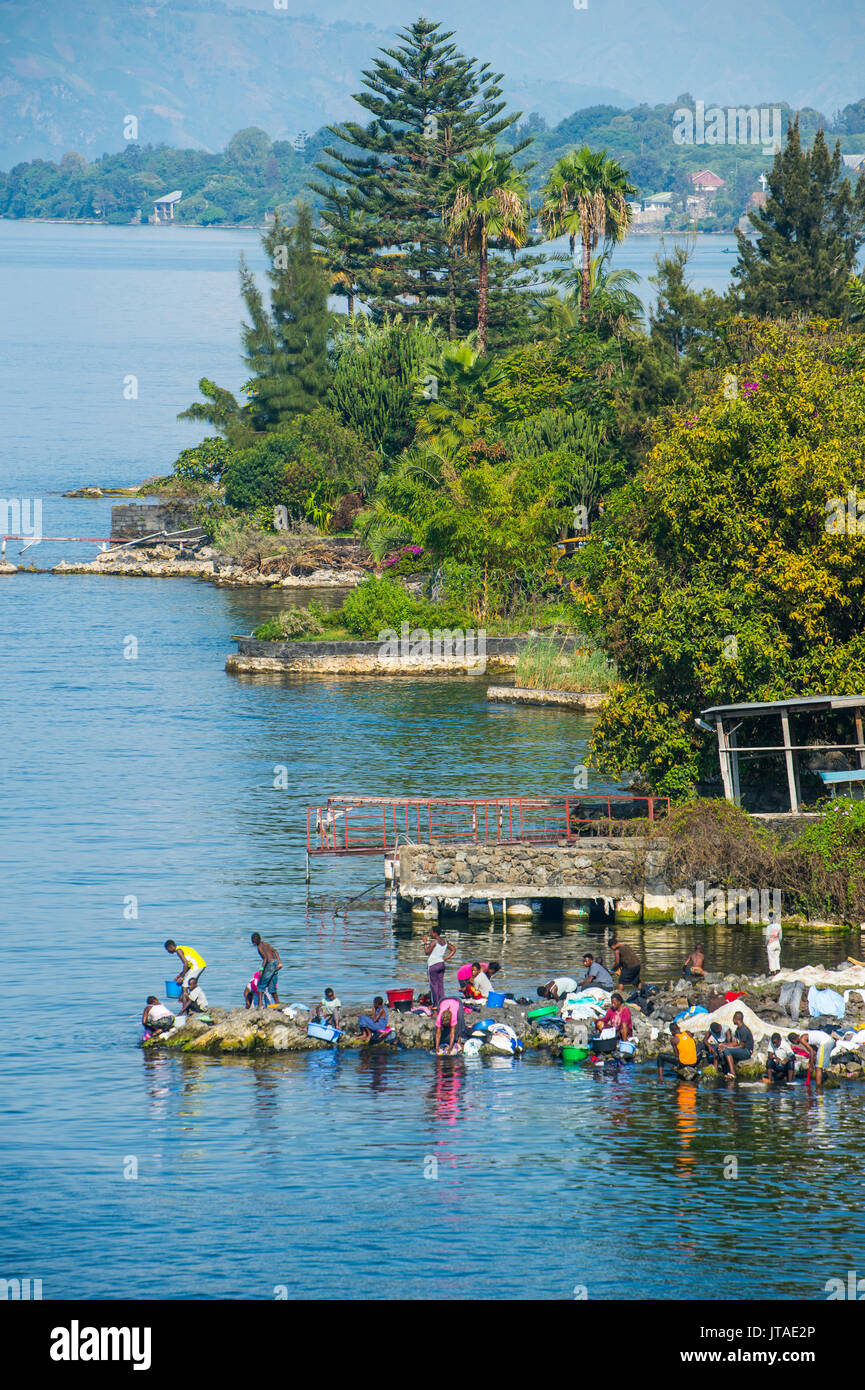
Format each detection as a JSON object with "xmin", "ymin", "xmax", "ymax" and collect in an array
[
  {"xmin": 222, "ymin": 434, "xmax": 291, "ymax": 510},
  {"xmin": 222, "ymin": 408, "xmax": 378, "ymax": 515},
  {"xmin": 337, "ymin": 576, "xmax": 468, "ymax": 640},
  {"xmin": 172, "ymin": 436, "xmax": 234, "ymax": 483},
  {"xmin": 329, "ymin": 316, "xmax": 439, "ymax": 459},
  {"xmin": 253, "ymin": 606, "xmax": 326, "ymax": 640},
  {"xmin": 783, "ymin": 799, "xmax": 865, "ymax": 923}
]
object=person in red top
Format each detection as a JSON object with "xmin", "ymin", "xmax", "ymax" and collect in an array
[{"xmin": 599, "ymin": 992, "xmax": 633, "ymax": 1040}]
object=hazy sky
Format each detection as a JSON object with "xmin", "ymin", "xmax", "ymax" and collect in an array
[
  {"xmin": 238, "ymin": 0, "xmax": 865, "ymax": 114},
  {"xmin": 1, "ymin": 0, "xmax": 862, "ymax": 167}
]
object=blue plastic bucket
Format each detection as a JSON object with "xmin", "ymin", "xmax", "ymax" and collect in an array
[
  {"xmin": 165, "ymin": 979, "xmax": 183, "ymax": 999},
  {"xmin": 307, "ymin": 1020, "xmax": 341, "ymax": 1043},
  {"xmin": 486, "ymin": 990, "xmax": 506, "ymax": 1007}
]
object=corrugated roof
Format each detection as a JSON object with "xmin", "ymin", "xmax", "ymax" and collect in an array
[{"xmin": 701, "ymin": 695, "xmax": 865, "ymax": 718}]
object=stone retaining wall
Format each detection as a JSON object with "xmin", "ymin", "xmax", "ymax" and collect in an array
[
  {"xmin": 398, "ymin": 838, "xmax": 672, "ymax": 922},
  {"xmin": 227, "ymin": 635, "xmax": 558, "ymax": 676},
  {"xmin": 111, "ymin": 501, "xmax": 200, "ymax": 539},
  {"xmin": 486, "ymin": 686, "xmax": 606, "ymax": 711}
]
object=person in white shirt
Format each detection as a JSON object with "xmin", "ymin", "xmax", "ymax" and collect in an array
[
  {"xmin": 790, "ymin": 1029, "xmax": 838, "ymax": 1085},
  {"xmin": 538, "ymin": 977, "xmax": 578, "ymax": 1001},
  {"xmin": 764, "ymin": 919, "xmax": 782, "ymax": 974},
  {"xmin": 141, "ymin": 996, "xmax": 175, "ymax": 1036},
  {"xmin": 423, "ymin": 926, "xmax": 456, "ymax": 1007},
  {"xmin": 765, "ymin": 1033, "xmax": 795, "ymax": 1083}
]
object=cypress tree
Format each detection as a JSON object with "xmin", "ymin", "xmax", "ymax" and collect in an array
[
  {"xmin": 310, "ymin": 16, "xmax": 520, "ymax": 331},
  {"xmin": 733, "ymin": 120, "xmax": 865, "ymax": 318},
  {"xmin": 241, "ymin": 204, "xmax": 332, "ymax": 427}
]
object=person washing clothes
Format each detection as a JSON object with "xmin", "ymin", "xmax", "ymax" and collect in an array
[
  {"xmin": 423, "ymin": 926, "xmax": 456, "ymax": 1007},
  {"xmin": 765, "ymin": 1033, "xmax": 796, "ymax": 1083},
  {"xmin": 358, "ymin": 996, "xmax": 390, "ymax": 1043},
  {"xmin": 244, "ymin": 970, "xmax": 266, "ymax": 1010},
  {"xmin": 537, "ymin": 976, "xmax": 578, "ymax": 1001},
  {"xmin": 457, "ymin": 960, "xmax": 499, "ymax": 998},
  {"xmin": 577, "ymin": 953, "xmax": 615, "ymax": 990},
  {"xmin": 435, "ymin": 998, "xmax": 467, "ymax": 1055},
  {"xmin": 597, "ymin": 993, "xmax": 633, "ymax": 1040},
  {"xmin": 141, "ymin": 997, "xmax": 175, "ymax": 1037},
  {"xmin": 312, "ymin": 987, "xmax": 341, "ymax": 1028},
  {"xmin": 164, "ymin": 940, "xmax": 207, "ymax": 1011}
]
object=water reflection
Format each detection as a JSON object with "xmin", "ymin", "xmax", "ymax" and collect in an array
[{"xmin": 355, "ymin": 1046, "xmax": 395, "ymax": 1094}]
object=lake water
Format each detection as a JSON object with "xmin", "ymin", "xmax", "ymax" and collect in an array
[{"xmin": 2, "ymin": 221, "xmax": 863, "ymax": 1302}]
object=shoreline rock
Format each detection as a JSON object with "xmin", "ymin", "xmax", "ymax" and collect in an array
[
  {"xmin": 141, "ymin": 975, "xmax": 865, "ymax": 1086},
  {"xmin": 52, "ymin": 543, "xmax": 371, "ymax": 588}
]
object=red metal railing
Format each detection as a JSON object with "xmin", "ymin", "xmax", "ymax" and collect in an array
[{"xmin": 306, "ymin": 793, "xmax": 669, "ymax": 857}]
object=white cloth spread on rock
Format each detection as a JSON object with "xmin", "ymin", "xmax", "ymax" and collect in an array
[
  {"xmin": 775, "ymin": 965, "xmax": 865, "ymax": 989},
  {"xmin": 677, "ymin": 1001, "xmax": 779, "ymax": 1045}
]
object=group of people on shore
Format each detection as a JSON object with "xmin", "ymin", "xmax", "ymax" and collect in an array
[
  {"xmin": 140, "ymin": 928, "xmax": 806, "ymax": 1077},
  {"xmin": 536, "ymin": 941, "xmax": 643, "ymax": 1003},
  {"xmin": 141, "ymin": 935, "xmax": 283, "ymax": 1037},
  {"xmin": 658, "ymin": 1014, "xmax": 841, "ymax": 1085},
  {"xmin": 657, "ymin": 1014, "xmax": 755, "ymax": 1079},
  {"xmin": 534, "ymin": 949, "xmax": 643, "ymax": 1060}
]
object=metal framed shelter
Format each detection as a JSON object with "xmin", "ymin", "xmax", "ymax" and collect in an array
[{"xmin": 701, "ymin": 696, "xmax": 865, "ymax": 813}]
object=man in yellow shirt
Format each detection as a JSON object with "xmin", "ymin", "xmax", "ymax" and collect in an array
[
  {"xmin": 656, "ymin": 1022, "xmax": 697, "ymax": 1078},
  {"xmin": 165, "ymin": 939, "xmax": 207, "ymax": 1010}
]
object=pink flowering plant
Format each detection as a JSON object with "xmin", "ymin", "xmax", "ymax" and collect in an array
[{"xmin": 381, "ymin": 543, "xmax": 428, "ymax": 575}]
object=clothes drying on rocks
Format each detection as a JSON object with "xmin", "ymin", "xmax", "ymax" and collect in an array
[
  {"xmin": 807, "ymin": 985, "xmax": 846, "ymax": 1020},
  {"xmin": 775, "ymin": 965, "xmax": 865, "ymax": 989}
]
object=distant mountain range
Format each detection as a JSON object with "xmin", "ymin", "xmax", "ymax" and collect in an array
[
  {"xmin": 0, "ymin": 0, "xmax": 633, "ymax": 169},
  {"xmin": 2, "ymin": 0, "xmax": 863, "ymax": 171}
]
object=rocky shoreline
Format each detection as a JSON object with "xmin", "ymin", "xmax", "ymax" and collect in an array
[
  {"xmin": 50, "ymin": 541, "xmax": 372, "ymax": 588},
  {"xmin": 143, "ymin": 968, "xmax": 865, "ymax": 1085}
]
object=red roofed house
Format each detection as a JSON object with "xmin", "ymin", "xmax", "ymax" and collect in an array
[
  {"xmin": 690, "ymin": 169, "xmax": 725, "ymax": 191},
  {"xmin": 688, "ymin": 169, "xmax": 725, "ymax": 214}
]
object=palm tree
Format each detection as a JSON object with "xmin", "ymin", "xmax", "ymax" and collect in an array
[
  {"xmin": 540, "ymin": 147, "xmax": 636, "ymax": 318},
  {"xmin": 558, "ymin": 250, "xmax": 643, "ymax": 331},
  {"xmin": 443, "ymin": 147, "xmax": 529, "ymax": 353},
  {"xmin": 415, "ymin": 338, "xmax": 505, "ymax": 451}
]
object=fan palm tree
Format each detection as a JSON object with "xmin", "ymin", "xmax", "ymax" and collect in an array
[
  {"xmin": 558, "ymin": 251, "xmax": 643, "ymax": 331},
  {"xmin": 540, "ymin": 147, "xmax": 636, "ymax": 318},
  {"xmin": 536, "ymin": 252, "xmax": 643, "ymax": 340},
  {"xmin": 415, "ymin": 338, "xmax": 505, "ymax": 451},
  {"xmin": 443, "ymin": 147, "xmax": 529, "ymax": 352}
]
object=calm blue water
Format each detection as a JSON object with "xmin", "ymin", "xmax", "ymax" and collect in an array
[{"xmin": 2, "ymin": 222, "xmax": 864, "ymax": 1301}]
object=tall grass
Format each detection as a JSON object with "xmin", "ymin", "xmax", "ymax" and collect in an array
[{"xmin": 515, "ymin": 636, "xmax": 618, "ymax": 692}]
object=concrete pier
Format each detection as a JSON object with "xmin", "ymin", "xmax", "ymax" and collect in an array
[{"xmin": 396, "ymin": 837, "xmax": 668, "ymax": 925}]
